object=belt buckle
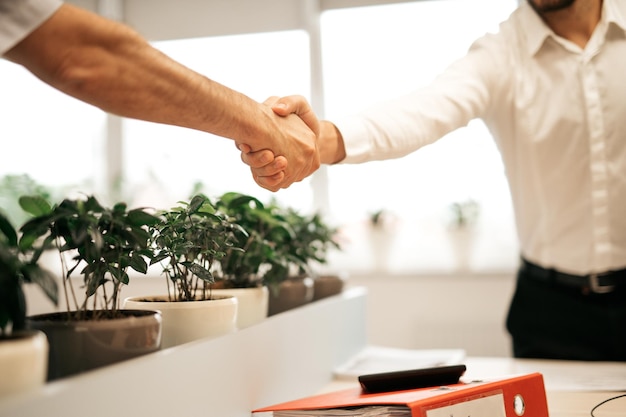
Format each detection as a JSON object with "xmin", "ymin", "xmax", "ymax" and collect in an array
[{"xmin": 588, "ymin": 273, "xmax": 615, "ymax": 294}]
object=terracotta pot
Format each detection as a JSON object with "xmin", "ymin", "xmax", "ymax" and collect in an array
[
  {"xmin": 124, "ymin": 295, "xmax": 237, "ymax": 349},
  {"xmin": 0, "ymin": 330, "xmax": 48, "ymax": 397},
  {"xmin": 312, "ymin": 273, "xmax": 347, "ymax": 301},
  {"xmin": 267, "ymin": 275, "xmax": 314, "ymax": 316},
  {"xmin": 27, "ymin": 309, "xmax": 162, "ymax": 381}
]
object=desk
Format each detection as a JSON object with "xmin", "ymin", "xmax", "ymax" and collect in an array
[
  {"xmin": 321, "ymin": 356, "xmax": 626, "ymax": 417},
  {"xmin": 2, "ymin": 289, "xmax": 624, "ymax": 417}
]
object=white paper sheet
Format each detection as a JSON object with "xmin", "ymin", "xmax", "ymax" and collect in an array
[{"xmin": 333, "ymin": 345, "xmax": 466, "ymax": 380}]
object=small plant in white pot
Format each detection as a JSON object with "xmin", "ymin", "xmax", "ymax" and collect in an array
[
  {"xmin": 124, "ymin": 194, "xmax": 245, "ymax": 348},
  {"xmin": 20, "ymin": 195, "xmax": 163, "ymax": 380},
  {"xmin": 446, "ymin": 199, "xmax": 480, "ymax": 271},
  {"xmin": 366, "ymin": 208, "xmax": 398, "ymax": 272},
  {"xmin": 0, "ymin": 211, "xmax": 57, "ymax": 396}
]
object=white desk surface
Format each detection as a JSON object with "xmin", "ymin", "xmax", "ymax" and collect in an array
[{"xmin": 321, "ymin": 356, "xmax": 626, "ymax": 417}]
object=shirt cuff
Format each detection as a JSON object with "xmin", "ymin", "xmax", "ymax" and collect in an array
[
  {"xmin": 0, "ymin": 0, "xmax": 63, "ymax": 55},
  {"xmin": 333, "ymin": 115, "xmax": 375, "ymax": 164}
]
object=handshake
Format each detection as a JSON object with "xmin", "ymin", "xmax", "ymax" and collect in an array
[{"xmin": 237, "ymin": 95, "xmax": 344, "ymax": 192}]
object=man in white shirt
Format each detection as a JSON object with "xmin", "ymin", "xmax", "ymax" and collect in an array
[
  {"xmin": 248, "ymin": 0, "xmax": 626, "ymax": 360},
  {"xmin": 0, "ymin": 0, "xmax": 319, "ymax": 191}
]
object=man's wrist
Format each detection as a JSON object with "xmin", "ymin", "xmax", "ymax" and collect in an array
[{"xmin": 320, "ymin": 121, "xmax": 346, "ymax": 164}]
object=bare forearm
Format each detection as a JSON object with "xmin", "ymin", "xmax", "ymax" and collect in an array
[
  {"xmin": 5, "ymin": 3, "xmax": 272, "ymax": 150},
  {"xmin": 5, "ymin": 3, "xmax": 320, "ymax": 191}
]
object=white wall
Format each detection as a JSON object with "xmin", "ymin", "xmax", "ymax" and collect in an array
[
  {"xmin": 25, "ymin": 267, "xmax": 517, "ymax": 357},
  {"xmin": 345, "ymin": 272, "xmax": 517, "ymax": 357}
]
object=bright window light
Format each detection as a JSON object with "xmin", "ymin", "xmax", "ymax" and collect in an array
[
  {"xmin": 320, "ymin": 0, "xmax": 519, "ymax": 273},
  {"xmin": 0, "ymin": 60, "xmax": 104, "ymax": 195},
  {"xmin": 122, "ymin": 30, "xmax": 312, "ymax": 211}
]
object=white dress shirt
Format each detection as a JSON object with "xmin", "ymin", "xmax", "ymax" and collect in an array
[
  {"xmin": 336, "ymin": 0, "xmax": 626, "ymax": 276},
  {"xmin": 0, "ymin": 0, "xmax": 62, "ymax": 55}
]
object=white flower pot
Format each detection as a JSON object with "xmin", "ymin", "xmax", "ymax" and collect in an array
[
  {"xmin": 0, "ymin": 330, "xmax": 48, "ymax": 396},
  {"xmin": 447, "ymin": 225, "xmax": 477, "ymax": 271},
  {"xmin": 123, "ymin": 295, "xmax": 237, "ymax": 349},
  {"xmin": 209, "ymin": 286, "xmax": 268, "ymax": 330}
]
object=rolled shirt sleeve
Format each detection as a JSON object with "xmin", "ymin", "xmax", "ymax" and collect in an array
[{"xmin": 0, "ymin": 0, "xmax": 62, "ymax": 55}]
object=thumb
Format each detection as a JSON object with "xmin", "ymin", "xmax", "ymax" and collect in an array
[{"xmin": 271, "ymin": 95, "xmax": 320, "ymax": 136}]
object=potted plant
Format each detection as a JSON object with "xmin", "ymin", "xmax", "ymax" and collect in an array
[
  {"xmin": 20, "ymin": 195, "xmax": 163, "ymax": 380},
  {"xmin": 446, "ymin": 199, "xmax": 480, "ymax": 271},
  {"xmin": 366, "ymin": 209, "xmax": 398, "ymax": 271},
  {"xmin": 271, "ymin": 205, "xmax": 343, "ymax": 312},
  {"xmin": 214, "ymin": 192, "xmax": 295, "ymax": 322},
  {"xmin": 290, "ymin": 210, "xmax": 344, "ymax": 302},
  {"xmin": 0, "ymin": 210, "xmax": 57, "ymax": 396},
  {"xmin": 124, "ymin": 194, "xmax": 245, "ymax": 348}
]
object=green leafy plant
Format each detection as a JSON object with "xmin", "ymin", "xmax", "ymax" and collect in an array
[
  {"xmin": 0, "ymin": 174, "xmax": 54, "ymax": 228},
  {"xmin": 19, "ymin": 195, "xmax": 159, "ymax": 320},
  {"xmin": 369, "ymin": 209, "xmax": 387, "ymax": 227},
  {"xmin": 448, "ymin": 199, "xmax": 480, "ymax": 228},
  {"xmin": 215, "ymin": 192, "xmax": 295, "ymax": 293},
  {"xmin": 215, "ymin": 193, "xmax": 341, "ymax": 294},
  {"xmin": 368, "ymin": 209, "xmax": 397, "ymax": 230},
  {"xmin": 0, "ymin": 211, "xmax": 57, "ymax": 335},
  {"xmin": 277, "ymin": 205, "xmax": 341, "ymax": 277},
  {"xmin": 149, "ymin": 194, "xmax": 246, "ymax": 302}
]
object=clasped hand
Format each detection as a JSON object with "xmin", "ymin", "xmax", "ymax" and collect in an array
[{"xmin": 239, "ymin": 95, "xmax": 320, "ymax": 191}]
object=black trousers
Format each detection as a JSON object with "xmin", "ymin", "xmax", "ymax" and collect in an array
[{"xmin": 505, "ymin": 266, "xmax": 626, "ymax": 361}]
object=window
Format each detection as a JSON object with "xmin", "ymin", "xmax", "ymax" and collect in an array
[
  {"xmin": 320, "ymin": 0, "xmax": 519, "ymax": 273},
  {"xmin": 0, "ymin": 60, "xmax": 105, "ymax": 198},
  {"xmin": 0, "ymin": 0, "xmax": 520, "ymax": 273},
  {"xmin": 122, "ymin": 30, "xmax": 313, "ymax": 211}
]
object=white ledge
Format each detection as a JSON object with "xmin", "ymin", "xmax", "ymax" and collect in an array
[{"xmin": 0, "ymin": 287, "xmax": 368, "ymax": 417}]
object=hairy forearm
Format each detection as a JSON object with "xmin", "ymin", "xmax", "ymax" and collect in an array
[{"xmin": 5, "ymin": 4, "xmax": 272, "ymax": 150}]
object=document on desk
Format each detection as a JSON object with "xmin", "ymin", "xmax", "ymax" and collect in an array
[
  {"xmin": 333, "ymin": 346, "xmax": 466, "ymax": 380},
  {"xmin": 513, "ymin": 360, "xmax": 626, "ymax": 391}
]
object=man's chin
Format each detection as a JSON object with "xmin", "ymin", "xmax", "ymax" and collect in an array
[{"xmin": 528, "ymin": 0, "xmax": 576, "ymax": 13}]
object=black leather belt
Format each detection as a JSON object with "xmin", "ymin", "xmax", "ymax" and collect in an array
[{"xmin": 520, "ymin": 258, "xmax": 626, "ymax": 294}]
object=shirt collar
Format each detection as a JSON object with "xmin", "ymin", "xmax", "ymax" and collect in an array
[
  {"xmin": 519, "ymin": 0, "xmax": 626, "ymax": 57},
  {"xmin": 518, "ymin": 2, "xmax": 553, "ymax": 56},
  {"xmin": 604, "ymin": 0, "xmax": 626, "ymax": 31}
]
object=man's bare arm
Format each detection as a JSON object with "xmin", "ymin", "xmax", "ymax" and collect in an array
[{"xmin": 4, "ymin": 4, "xmax": 318, "ymax": 191}]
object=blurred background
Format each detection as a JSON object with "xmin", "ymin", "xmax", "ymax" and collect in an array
[{"xmin": 2, "ymin": 0, "xmax": 520, "ymax": 356}]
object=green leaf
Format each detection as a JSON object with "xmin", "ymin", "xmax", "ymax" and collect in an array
[
  {"xmin": 188, "ymin": 195, "xmax": 207, "ymax": 214},
  {"xmin": 127, "ymin": 209, "xmax": 160, "ymax": 227},
  {"xmin": 108, "ymin": 266, "xmax": 130, "ymax": 285},
  {"xmin": 84, "ymin": 195, "xmax": 104, "ymax": 213},
  {"xmin": 0, "ymin": 212, "xmax": 17, "ymax": 247},
  {"xmin": 23, "ymin": 265, "xmax": 59, "ymax": 305},
  {"xmin": 129, "ymin": 254, "xmax": 148, "ymax": 274},
  {"xmin": 187, "ymin": 263, "xmax": 214, "ymax": 283},
  {"xmin": 150, "ymin": 252, "xmax": 169, "ymax": 265},
  {"xmin": 18, "ymin": 195, "xmax": 51, "ymax": 217}
]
